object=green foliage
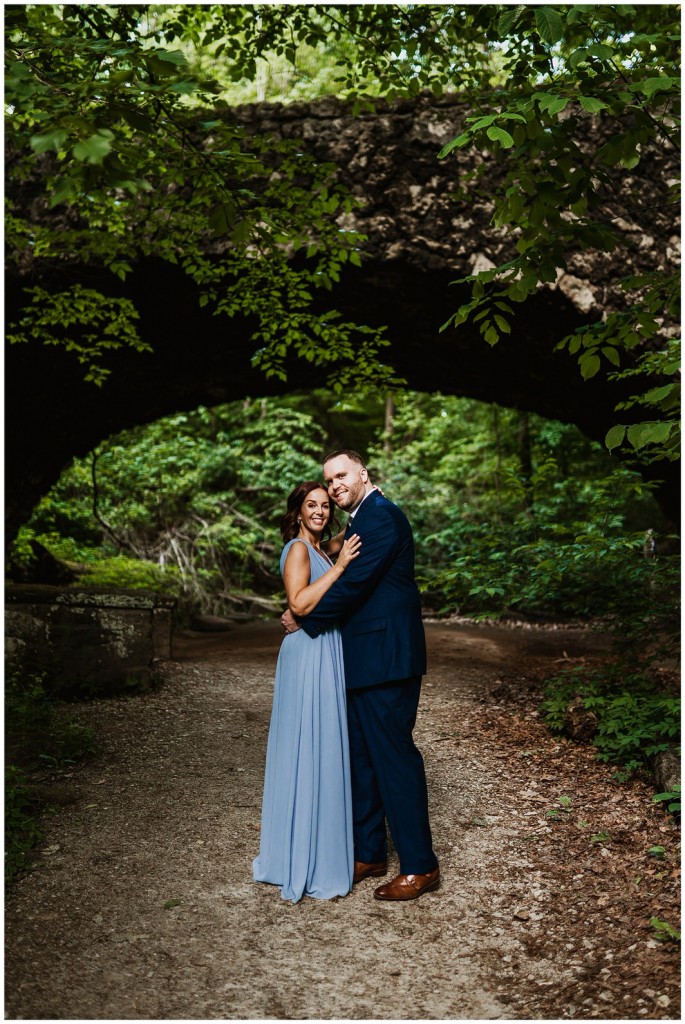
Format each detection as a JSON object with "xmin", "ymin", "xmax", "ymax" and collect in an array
[
  {"xmin": 13, "ymin": 389, "xmax": 674, "ymax": 624},
  {"xmin": 431, "ymin": 5, "xmax": 680, "ymax": 460},
  {"xmin": 5, "ymin": 669, "xmax": 98, "ymax": 887},
  {"xmin": 6, "ymin": 4, "xmax": 390, "ymax": 389},
  {"xmin": 6, "ymin": 669, "xmax": 99, "ymax": 768},
  {"xmin": 605, "ymin": 336, "xmax": 681, "ymax": 462},
  {"xmin": 649, "ymin": 917, "xmax": 681, "ymax": 943},
  {"xmin": 5, "ymin": 766, "xmax": 43, "ymax": 888},
  {"xmin": 6, "ymin": 285, "xmax": 149, "ymax": 386},
  {"xmin": 78, "ymin": 555, "xmax": 180, "ymax": 596},
  {"xmin": 11, "ymin": 397, "xmax": 344, "ymax": 615},
  {"xmin": 546, "ymin": 795, "xmax": 573, "ymax": 821},
  {"xmin": 652, "ymin": 786, "xmax": 681, "ymax": 816},
  {"xmin": 367, "ymin": 392, "xmax": 671, "ymax": 619},
  {"xmin": 541, "ymin": 662, "xmax": 680, "ymax": 776}
]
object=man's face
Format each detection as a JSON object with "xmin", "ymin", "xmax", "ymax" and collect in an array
[{"xmin": 323, "ymin": 454, "xmax": 368, "ymax": 511}]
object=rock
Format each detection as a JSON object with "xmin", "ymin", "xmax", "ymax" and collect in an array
[
  {"xmin": 652, "ymin": 746, "xmax": 681, "ymax": 794},
  {"xmin": 5, "ymin": 584, "xmax": 176, "ymax": 697},
  {"xmin": 563, "ymin": 696, "xmax": 599, "ymax": 742}
]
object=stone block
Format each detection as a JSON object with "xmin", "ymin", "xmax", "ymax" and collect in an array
[{"xmin": 5, "ymin": 585, "xmax": 177, "ymax": 697}]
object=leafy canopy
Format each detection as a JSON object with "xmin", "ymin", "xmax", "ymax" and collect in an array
[
  {"xmin": 5, "ymin": 4, "xmax": 680, "ymax": 459},
  {"xmin": 5, "ymin": 3, "xmax": 392, "ymax": 389}
]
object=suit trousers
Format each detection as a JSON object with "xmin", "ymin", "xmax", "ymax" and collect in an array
[{"xmin": 346, "ymin": 676, "xmax": 438, "ymax": 876}]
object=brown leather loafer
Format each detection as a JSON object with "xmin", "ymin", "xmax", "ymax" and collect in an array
[
  {"xmin": 353, "ymin": 860, "xmax": 388, "ymax": 884},
  {"xmin": 373, "ymin": 866, "xmax": 440, "ymax": 901}
]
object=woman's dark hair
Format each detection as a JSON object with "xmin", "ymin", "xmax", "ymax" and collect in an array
[{"xmin": 280, "ymin": 481, "xmax": 338, "ymax": 542}]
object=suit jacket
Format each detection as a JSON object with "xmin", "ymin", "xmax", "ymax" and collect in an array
[{"xmin": 300, "ymin": 490, "xmax": 426, "ymax": 689}]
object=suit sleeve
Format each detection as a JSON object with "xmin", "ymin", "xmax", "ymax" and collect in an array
[{"xmin": 300, "ymin": 508, "xmax": 398, "ymax": 637}]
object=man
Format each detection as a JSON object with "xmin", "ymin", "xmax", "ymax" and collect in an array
[{"xmin": 286, "ymin": 449, "xmax": 439, "ymax": 901}]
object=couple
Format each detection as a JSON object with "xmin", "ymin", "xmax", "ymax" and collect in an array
[{"xmin": 253, "ymin": 450, "xmax": 439, "ymax": 903}]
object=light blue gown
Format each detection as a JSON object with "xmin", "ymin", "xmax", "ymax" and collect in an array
[{"xmin": 253, "ymin": 539, "xmax": 354, "ymax": 902}]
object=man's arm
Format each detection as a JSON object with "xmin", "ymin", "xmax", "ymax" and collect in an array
[{"xmin": 300, "ymin": 510, "xmax": 399, "ymax": 636}]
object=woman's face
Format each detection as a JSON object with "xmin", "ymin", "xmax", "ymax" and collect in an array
[{"xmin": 299, "ymin": 488, "xmax": 331, "ymax": 535}]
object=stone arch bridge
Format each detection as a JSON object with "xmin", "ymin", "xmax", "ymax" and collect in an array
[{"xmin": 6, "ymin": 93, "xmax": 679, "ymax": 532}]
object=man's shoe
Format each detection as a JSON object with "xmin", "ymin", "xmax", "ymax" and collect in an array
[
  {"xmin": 373, "ymin": 866, "xmax": 440, "ymax": 901},
  {"xmin": 353, "ymin": 860, "xmax": 388, "ymax": 884}
]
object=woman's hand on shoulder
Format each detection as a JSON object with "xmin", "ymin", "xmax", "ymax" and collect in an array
[{"xmin": 336, "ymin": 533, "xmax": 361, "ymax": 570}]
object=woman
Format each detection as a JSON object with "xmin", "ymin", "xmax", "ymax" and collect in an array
[{"xmin": 253, "ymin": 481, "xmax": 361, "ymax": 902}]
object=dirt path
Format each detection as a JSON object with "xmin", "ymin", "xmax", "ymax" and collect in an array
[{"xmin": 5, "ymin": 620, "xmax": 680, "ymax": 1020}]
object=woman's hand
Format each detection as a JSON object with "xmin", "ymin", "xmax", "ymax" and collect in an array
[
  {"xmin": 281, "ymin": 608, "xmax": 301, "ymax": 634},
  {"xmin": 336, "ymin": 533, "xmax": 361, "ymax": 570}
]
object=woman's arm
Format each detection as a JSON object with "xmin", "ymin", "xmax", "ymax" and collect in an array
[
  {"xmin": 323, "ymin": 527, "xmax": 346, "ymax": 557},
  {"xmin": 283, "ymin": 536, "xmax": 361, "ymax": 617}
]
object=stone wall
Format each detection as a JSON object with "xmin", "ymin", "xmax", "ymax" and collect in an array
[{"xmin": 5, "ymin": 586, "xmax": 176, "ymax": 697}]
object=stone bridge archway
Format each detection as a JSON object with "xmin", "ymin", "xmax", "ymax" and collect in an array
[{"xmin": 7, "ymin": 95, "xmax": 679, "ymax": 532}]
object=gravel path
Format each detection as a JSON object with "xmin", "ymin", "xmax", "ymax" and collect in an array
[{"xmin": 5, "ymin": 619, "xmax": 679, "ymax": 1020}]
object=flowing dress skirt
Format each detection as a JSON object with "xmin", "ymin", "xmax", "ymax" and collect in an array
[{"xmin": 253, "ymin": 597, "xmax": 353, "ymax": 902}]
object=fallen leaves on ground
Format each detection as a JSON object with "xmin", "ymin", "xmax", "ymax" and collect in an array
[{"xmin": 468, "ymin": 669, "xmax": 680, "ymax": 1019}]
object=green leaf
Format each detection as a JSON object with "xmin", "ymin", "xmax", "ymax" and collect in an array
[
  {"xmin": 534, "ymin": 7, "xmax": 564, "ymax": 44},
  {"xmin": 586, "ymin": 42, "xmax": 614, "ymax": 61},
  {"xmin": 579, "ymin": 353, "xmax": 600, "ymax": 379},
  {"xmin": 30, "ymin": 128, "xmax": 69, "ymax": 154},
  {"xmin": 231, "ymin": 220, "xmax": 252, "ymax": 245},
  {"xmin": 486, "ymin": 126, "xmax": 515, "ymax": 148},
  {"xmin": 649, "ymin": 917, "xmax": 681, "ymax": 943},
  {"xmin": 438, "ymin": 133, "xmax": 471, "ymax": 158},
  {"xmin": 642, "ymin": 76, "xmax": 679, "ymax": 98},
  {"xmin": 644, "ymin": 383, "xmax": 678, "ymax": 405},
  {"xmin": 626, "ymin": 422, "xmax": 672, "ymax": 450},
  {"xmin": 48, "ymin": 178, "xmax": 75, "ymax": 207},
  {"xmin": 467, "ymin": 115, "xmax": 497, "ymax": 130},
  {"xmin": 72, "ymin": 131, "xmax": 113, "ymax": 164},
  {"xmin": 170, "ymin": 81, "xmax": 198, "ymax": 95},
  {"xmin": 498, "ymin": 5, "xmax": 526, "ymax": 36},
  {"xmin": 569, "ymin": 48, "xmax": 589, "ymax": 70},
  {"xmin": 156, "ymin": 49, "xmax": 189, "ymax": 67},
  {"xmin": 579, "ymin": 96, "xmax": 610, "ymax": 113},
  {"xmin": 605, "ymin": 424, "xmax": 626, "ymax": 451},
  {"xmin": 601, "ymin": 347, "xmax": 621, "ymax": 367},
  {"xmin": 108, "ymin": 261, "xmax": 132, "ymax": 282},
  {"xmin": 547, "ymin": 96, "xmax": 569, "ymax": 116},
  {"xmin": 208, "ymin": 201, "xmax": 236, "ymax": 235}
]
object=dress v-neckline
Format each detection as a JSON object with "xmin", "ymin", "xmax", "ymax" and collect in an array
[{"xmin": 300, "ymin": 538, "xmax": 333, "ymax": 566}]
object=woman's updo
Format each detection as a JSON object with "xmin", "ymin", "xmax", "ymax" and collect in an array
[{"xmin": 280, "ymin": 481, "xmax": 338, "ymax": 542}]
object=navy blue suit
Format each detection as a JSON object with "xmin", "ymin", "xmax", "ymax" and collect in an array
[{"xmin": 301, "ymin": 490, "xmax": 437, "ymax": 874}]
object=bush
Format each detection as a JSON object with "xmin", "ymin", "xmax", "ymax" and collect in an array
[{"xmin": 541, "ymin": 660, "xmax": 680, "ymax": 778}]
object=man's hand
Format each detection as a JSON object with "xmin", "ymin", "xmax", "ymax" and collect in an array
[{"xmin": 281, "ymin": 608, "xmax": 301, "ymax": 634}]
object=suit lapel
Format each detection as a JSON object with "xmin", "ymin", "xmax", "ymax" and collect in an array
[{"xmin": 346, "ymin": 489, "xmax": 379, "ymax": 535}]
